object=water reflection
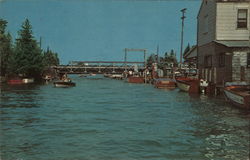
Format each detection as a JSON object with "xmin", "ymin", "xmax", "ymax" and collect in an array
[
  {"xmin": 187, "ymin": 95, "xmax": 250, "ymax": 160},
  {"xmin": 0, "ymin": 79, "xmax": 249, "ymax": 160}
]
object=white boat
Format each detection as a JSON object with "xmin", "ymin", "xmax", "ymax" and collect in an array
[
  {"xmin": 22, "ymin": 78, "xmax": 34, "ymax": 84},
  {"xmin": 176, "ymin": 81, "xmax": 190, "ymax": 92},
  {"xmin": 175, "ymin": 77, "xmax": 200, "ymax": 93},
  {"xmin": 54, "ymin": 79, "xmax": 75, "ymax": 88},
  {"xmin": 224, "ymin": 82, "xmax": 250, "ymax": 109}
]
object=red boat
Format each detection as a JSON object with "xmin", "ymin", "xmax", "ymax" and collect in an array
[
  {"xmin": 7, "ymin": 79, "xmax": 23, "ymax": 85},
  {"xmin": 154, "ymin": 78, "xmax": 176, "ymax": 89},
  {"xmin": 224, "ymin": 82, "xmax": 250, "ymax": 109},
  {"xmin": 175, "ymin": 77, "xmax": 200, "ymax": 93},
  {"xmin": 127, "ymin": 76, "xmax": 144, "ymax": 83}
]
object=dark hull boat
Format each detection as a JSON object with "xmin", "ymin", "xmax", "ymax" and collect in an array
[
  {"xmin": 54, "ymin": 81, "xmax": 76, "ymax": 88},
  {"xmin": 224, "ymin": 82, "xmax": 250, "ymax": 109}
]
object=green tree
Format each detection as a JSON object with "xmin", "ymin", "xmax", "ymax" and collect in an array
[
  {"xmin": 13, "ymin": 19, "xmax": 44, "ymax": 79},
  {"xmin": 43, "ymin": 47, "xmax": 60, "ymax": 67},
  {"xmin": 0, "ymin": 19, "xmax": 13, "ymax": 76},
  {"xmin": 146, "ymin": 54, "xmax": 157, "ymax": 67}
]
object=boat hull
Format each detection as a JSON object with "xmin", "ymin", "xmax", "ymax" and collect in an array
[
  {"xmin": 127, "ymin": 77, "xmax": 144, "ymax": 83},
  {"xmin": 176, "ymin": 81, "xmax": 190, "ymax": 92},
  {"xmin": 154, "ymin": 79, "xmax": 176, "ymax": 89},
  {"xmin": 224, "ymin": 85, "xmax": 250, "ymax": 109},
  {"xmin": 54, "ymin": 82, "xmax": 76, "ymax": 88},
  {"xmin": 7, "ymin": 79, "xmax": 23, "ymax": 85}
]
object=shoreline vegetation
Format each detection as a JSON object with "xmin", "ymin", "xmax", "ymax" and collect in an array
[{"xmin": 0, "ymin": 18, "xmax": 59, "ymax": 82}]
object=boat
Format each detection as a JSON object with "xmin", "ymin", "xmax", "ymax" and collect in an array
[
  {"xmin": 22, "ymin": 78, "xmax": 34, "ymax": 84},
  {"xmin": 54, "ymin": 78, "xmax": 75, "ymax": 88},
  {"xmin": 7, "ymin": 79, "xmax": 23, "ymax": 85},
  {"xmin": 176, "ymin": 77, "xmax": 200, "ymax": 93},
  {"xmin": 154, "ymin": 78, "xmax": 176, "ymax": 89},
  {"xmin": 224, "ymin": 82, "xmax": 250, "ymax": 109},
  {"xmin": 54, "ymin": 81, "xmax": 76, "ymax": 87},
  {"xmin": 127, "ymin": 76, "xmax": 144, "ymax": 83},
  {"xmin": 79, "ymin": 74, "xmax": 87, "ymax": 77}
]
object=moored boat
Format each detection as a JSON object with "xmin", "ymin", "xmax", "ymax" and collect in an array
[
  {"xmin": 224, "ymin": 82, "xmax": 250, "ymax": 109},
  {"xmin": 22, "ymin": 78, "xmax": 34, "ymax": 84},
  {"xmin": 176, "ymin": 77, "xmax": 200, "ymax": 93},
  {"xmin": 7, "ymin": 79, "xmax": 23, "ymax": 85},
  {"xmin": 154, "ymin": 78, "xmax": 176, "ymax": 89},
  {"xmin": 127, "ymin": 76, "xmax": 144, "ymax": 83}
]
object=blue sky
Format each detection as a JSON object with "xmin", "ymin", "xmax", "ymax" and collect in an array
[{"xmin": 0, "ymin": 0, "xmax": 201, "ymax": 64}]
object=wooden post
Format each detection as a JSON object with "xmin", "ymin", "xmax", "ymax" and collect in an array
[
  {"xmin": 124, "ymin": 48, "xmax": 127, "ymax": 72},
  {"xmin": 144, "ymin": 50, "xmax": 147, "ymax": 83}
]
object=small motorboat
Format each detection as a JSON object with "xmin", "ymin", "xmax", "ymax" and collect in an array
[
  {"xmin": 7, "ymin": 79, "xmax": 23, "ymax": 85},
  {"xmin": 224, "ymin": 82, "xmax": 250, "ymax": 109},
  {"xmin": 54, "ymin": 81, "xmax": 76, "ymax": 88},
  {"xmin": 54, "ymin": 79, "xmax": 75, "ymax": 88},
  {"xmin": 22, "ymin": 78, "xmax": 34, "ymax": 84},
  {"xmin": 154, "ymin": 78, "xmax": 176, "ymax": 89},
  {"xmin": 176, "ymin": 77, "xmax": 200, "ymax": 93},
  {"xmin": 79, "ymin": 74, "xmax": 87, "ymax": 77}
]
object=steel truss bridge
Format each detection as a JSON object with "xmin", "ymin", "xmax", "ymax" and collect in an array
[
  {"xmin": 52, "ymin": 61, "xmax": 146, "ymax": 74},
  {"xmin": 52, "ymin": 48, "xmax": 148, "ymax": 74}
]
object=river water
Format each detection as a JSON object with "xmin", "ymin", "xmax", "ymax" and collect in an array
[{"xmin": 0, "ymin": 75, "xmax": 249, "ymax": 160}]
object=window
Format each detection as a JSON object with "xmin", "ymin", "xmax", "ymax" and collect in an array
[
  {"xmin": 205, "ymin": 55, "xmax": 212, "ymax": 67},
  {"xmin": 237, "ymin": 9, "xmax": 248, "ymax": 29},
  {"xmin": 247, "ymin": 52, "xmax": 250, "ymax": 68},
  {"xmin": 219, "ymin": 53, "xmax": 225, "ymax": 67}
]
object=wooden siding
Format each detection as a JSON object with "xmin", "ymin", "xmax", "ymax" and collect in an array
[
  {"xmin": 197, "ymin": 0, "xmax": 216, "ymax": 46},
  {"xmin": 216, "ymin": 2, "xmax": 250, "ymax": 40},
  {"xmin": 198, "ymin": 42, "xmax": 232, "ymax": 84}
]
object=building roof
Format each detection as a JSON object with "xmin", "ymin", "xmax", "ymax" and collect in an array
[
  {"xmin": 214, "ymin": 40, "xmax": 250, "ymax": 48},
  {"xmin": 184, "ymin": 45, "xmax": 197, "ymax": 59}
]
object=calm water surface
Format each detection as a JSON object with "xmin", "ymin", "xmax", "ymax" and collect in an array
[{"xmin": 0, "ymin": 75, "xmax": 249, "ymax": 160}]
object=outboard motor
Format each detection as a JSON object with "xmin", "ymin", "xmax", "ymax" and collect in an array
[{"xmin": 200, "ymin": 79, "xmax": 209, "ymax": 94}]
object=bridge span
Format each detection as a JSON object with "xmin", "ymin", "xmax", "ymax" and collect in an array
[{"xmin": 52, "ymin": 61, "xmax": 146, "ymax": 74}]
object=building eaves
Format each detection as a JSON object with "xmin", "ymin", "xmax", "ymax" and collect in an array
[{"xmin": 214, "ymin": 40, "xmax": 250, "ymax": 48}]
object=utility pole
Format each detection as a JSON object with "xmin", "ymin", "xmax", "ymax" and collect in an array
[
  {"xmin": 180, "ymin": 8, "xmax": 187, "ymax": 68},
  {"xmin": 156, "ymin": 44, "xmax": 159, "ymax": 63}
]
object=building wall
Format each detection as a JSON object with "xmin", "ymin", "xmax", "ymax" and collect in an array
[
  {"xmin": 232, "ymin": 49, "xmax": 250, "ymax": 83},
  {"xmin": 197, "ymin": 0, "xmax": 216, "ymax": 46},
  {"xmin": 216, "ymin": 2, "xmax": 250, "ymax": 40},
  {"xmin": 198, "ymin": 42, "xmax": 232, "ymax": 84},
  {"xmin": 214, "ymin": 43, "xmax": 232, "ymax": 84}
]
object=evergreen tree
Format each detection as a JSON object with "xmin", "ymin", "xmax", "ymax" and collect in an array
[
  {"xmin": 0, "ymin": 19, "xmax": 13, "ymax": 76},
  {"xmin": 13, "ymin": 19, "xmax": 44, "ymax": 79},
  {"xmin": 146, "ymin": 54, "xmax": 156, "ymax": 67},
  {"xmin": 43, "ymin": 47, "xmax": 60, "ymax": 67}
]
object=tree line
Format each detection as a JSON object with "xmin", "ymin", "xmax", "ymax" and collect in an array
[
  {"xmin": 146, "ymin": 44, "xmax": 191, "ymax": 70},
  {"xmin": 0, "ymin": 18, "xmax": 59, "ymax": 80},
  {"xmin": 147, "ymin": 49, "xmax": 178, "ymax": 69}
]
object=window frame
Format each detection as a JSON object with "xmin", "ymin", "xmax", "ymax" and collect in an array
[{"xmin": 237, "ymin": 9, "xmax": 248, "ymax": 29}]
